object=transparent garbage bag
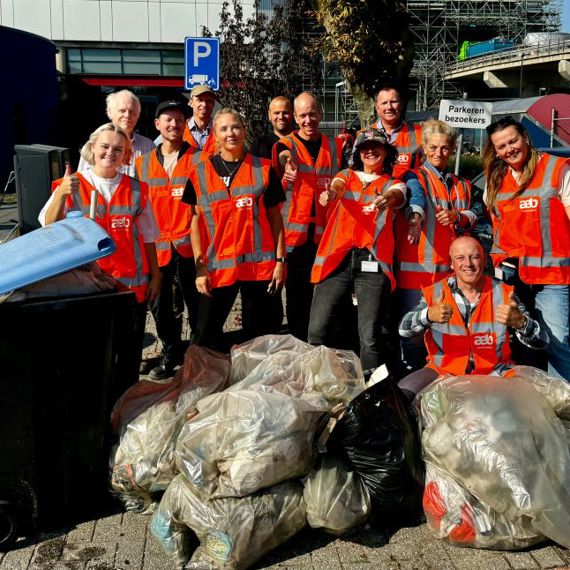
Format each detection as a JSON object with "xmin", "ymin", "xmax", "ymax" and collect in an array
[
  {"xmin": 175, "ymin": 389, "xmax": 324, "ymax": 498},
  {"xmin": 110, "ymin": 346, "xmax": 230, "ymax": 511},
  {"xmin": 230, "ymin": 343, "xmax": 365, "ymax": 410},
  {"xmin": 421, "ymin": 372, "xmax": 570, "ymax": 549},
  {"xmin": 150, "ymin": 475, "xmax": 306, "ymax": 570},
  {"xmin": 303, "ymin": 454, "xmax": 370, "ymax": 534},
  {"xmin": 230, "ymin": 334, "xmax": 312, "ymax": 384},
  {"xmin": 423, "ymin": 464, "xmax": 543, "ymax": 549}
]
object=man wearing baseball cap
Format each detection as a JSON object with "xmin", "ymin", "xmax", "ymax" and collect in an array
[
  {"xmin": 135, "ymin": 100, "xmax": 201, "ymax": 379},
  {"xmin": 183, "ymin": 84, "xmax": 217, "ymax": 154}
]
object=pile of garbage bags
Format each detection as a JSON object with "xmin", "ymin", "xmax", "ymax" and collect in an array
[
  {"xmin": 109, "ymin": 345, "xmax": 230, "ymax": 512},
  {"xmin": 110, "ymin": 334, "xmax": 424, "ymax": 569},
  {"xmin": 421, "ymin": 366, "xmax": 570, "ymax": 550}
]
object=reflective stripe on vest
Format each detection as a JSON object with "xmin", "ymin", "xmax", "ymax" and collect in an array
[
  {"xmin": 72, "ymin": 175, "xmax": 148, "ymax": 299},
  {"xmin": 428, "ymin": 278, "xmax": 509, "ymax": 373},
  {"xmin": 396, "ymin": 166, "xmax": 470, "ymax": 287},
  {"xmin": 281, "ymin": 134, "xmax": 340, "ymax": 246},
  {"xmin": 492, "ymin": 156, "xmax": 562, "ymax": 272},
  {"xmin": 195, "ymin": 156, "xmax": 273, "ymax": 274}
]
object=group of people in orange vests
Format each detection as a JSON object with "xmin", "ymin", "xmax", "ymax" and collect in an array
[{"xmin": 39, "ymin": 81, "xmax": 570, "ymax": 393}]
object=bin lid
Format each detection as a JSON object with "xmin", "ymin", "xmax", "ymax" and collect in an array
[{"xmin": 0, "ymin": 217, "xmax": 115, "ymax": 294}]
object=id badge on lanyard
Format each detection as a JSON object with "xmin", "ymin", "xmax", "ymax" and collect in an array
[{"xmin": 361, "ymin": 253, "xmax": 378, "ymax": 273}]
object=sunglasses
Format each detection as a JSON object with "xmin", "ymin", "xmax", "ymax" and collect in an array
[{"xmin": 485, "ymin": 115, "xmax": 519, "ymax": 135}]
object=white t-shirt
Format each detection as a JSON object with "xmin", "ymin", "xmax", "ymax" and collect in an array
[{"xmin": 38, "ymin": 170, "xmax": 160, "ymax": 243}]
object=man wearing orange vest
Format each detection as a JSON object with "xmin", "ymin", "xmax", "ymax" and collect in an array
[
  {"xmin": 183, "ymin": 85, "xmax": 217, "ymax": 155},
  {"xmin": 371, "ymin": 82, "xmax": 422, "ymax": 179},
  {"xmin": 136, "ymin": 100, "xmax": 201, "ymax": 380},
  {"xmin": 273, "ymin": 92, "xmax": 344, "ymax": 341},
  {"xmin": 397, "ymin": 236, "xmax": 547, "ymax": 402}
]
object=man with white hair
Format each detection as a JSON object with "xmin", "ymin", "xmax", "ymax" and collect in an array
[{"xmin": 79, "ymin": 90, "xmax": 154, "ymax": 177}]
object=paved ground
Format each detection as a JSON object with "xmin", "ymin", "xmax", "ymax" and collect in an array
[{"xmin": 2, "ymin": 197, "xmax": 570, "ymax": 569}]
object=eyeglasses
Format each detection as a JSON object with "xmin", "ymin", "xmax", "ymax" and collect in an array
[{"xmin": 485, "ymin": 115, "xmax": 519, "ymax": 135}]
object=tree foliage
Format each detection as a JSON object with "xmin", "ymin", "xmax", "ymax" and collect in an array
[
  {"xmin": 203, "ymin": 0, "xmax": 321, "ymax": 138},
  {"xmin": 312, "ymin": 0, "xmax": 414, "ymax": 125}
]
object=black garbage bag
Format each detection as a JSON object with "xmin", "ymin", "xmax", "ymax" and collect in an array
[{"xmin": 326, "ymin": 376, "xmax": 424, "ymax": 523}]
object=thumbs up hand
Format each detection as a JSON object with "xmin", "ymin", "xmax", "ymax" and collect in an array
[
  {"xmin": 58, "ymin": 163, "xmax": 79, "ymax": 197},
  {"xmin": 435, "ymin": 204, "xmax": 460, "ymax": 227},
  {"xmin": 496, "ymin": 291, "xmax": 526, "ymax": 328},
  {"xmin": 319, "ymin": 180, "xmax": 337, "ymax": 207},
  {"xmin": 283, "ymin": 156, "xmax": 298, "ymax": 185},
  {"xmin": 427, "ymin": 290, "xmax": 453, "ymax": 324}
]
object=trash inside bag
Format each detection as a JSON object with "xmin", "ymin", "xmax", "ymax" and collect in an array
[
  {"xmin": 423, "ymin": 464, "xmax": 543, "ymax": 549},
  {"xmin": 421, "ymin": 371, "xmax": 570, "ymax": 549},
  {"xmin": 150, "ymin": 475, "xmax": 306, "ymax": 570},
  {"xmin": 230, "ymin": 334, "xmax": 312, "ymax": 383},
  {"xmin": 325, "ymin": 376, "xmax": 424, "ymax": 522},
  {"xmin": 303, "ymin": 454, "xmax": 370, "ymax": 534},
  {"xmin": 110, "ymin": 346, "xmax": 230, "ymax": 511},
  {"xmin": 176, "ymin": 389, "xmax": 324, "ymax": 498},
  {"xmin": 229, "ymin": 343, "xmax": 365, "ymax": 409}
]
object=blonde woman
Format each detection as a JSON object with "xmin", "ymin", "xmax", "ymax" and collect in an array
[
  {"xmin": 39, "ymin": 122, "xmax": 161, "ymax": 367},
  {"xmin": 183, "ymin": 108, "xmax": 286, "ymax": 351}
]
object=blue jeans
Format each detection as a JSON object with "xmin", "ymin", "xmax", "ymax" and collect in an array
[
  {"xmin": 308, "ymin": 248, "xmax": 395, "ymax": 373},
  {"xmin": 534, "ymin": 284, "xmax": 570, "ymax": 381}
]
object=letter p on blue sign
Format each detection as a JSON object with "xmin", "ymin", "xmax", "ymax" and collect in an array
[{"xmin": 184, "ymin": 37, "xmax": 220, "ymax": 90}]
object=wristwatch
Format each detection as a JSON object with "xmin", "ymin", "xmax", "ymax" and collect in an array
[{"xmin": 275, "ymin": 256, "xmax": 287, "ymax": 263}]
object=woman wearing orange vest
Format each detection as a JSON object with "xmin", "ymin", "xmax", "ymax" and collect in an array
[
  {"xmin": 398, "ymin": 236, "xmax": 547, "ymax": 402},
  {"xmin": 395, "ymin": 119, "xmax": 476, "ymax": 374},
  {"xmin": 307, "ymin": 128, "xmax": 406, "ymax": 374},
  {"xmin": 40, "ymin": 123, "xmax": 161, "ymax": 369},
  {"xmin": 183, "ymin": 108, "xmax": 286, "ymax": 352},
  {"xmin": 484, "ymin": 116, "xmax": 570, "ymax": 381}
]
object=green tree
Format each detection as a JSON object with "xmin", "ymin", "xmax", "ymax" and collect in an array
[
  {"xmin": 203, "ymin": 0, "xmax": 321, "ymax": 139},
  {"xmin": 312, "ymin": 0, "xmax": 414, "ymax": 126}
]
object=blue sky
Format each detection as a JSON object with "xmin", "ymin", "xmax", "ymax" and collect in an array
[{"xmin": 563, "ymin": 0, "xmax": 570, "ymax": 32}]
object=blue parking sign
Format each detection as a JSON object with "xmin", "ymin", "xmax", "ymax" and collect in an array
[{"xmin": 184, "ymin": 37, "xmax": 220, "ymax": 91}]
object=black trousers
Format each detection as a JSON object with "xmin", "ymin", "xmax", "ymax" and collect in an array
[
  {"xmin": 150, "ymin": 248, "xmax": 199, "ymax": 356},
  {"xmin": 192, "ymin": 280, "xmax": 283, "ymax": 353},
  {"xmin": 285, "ymin": 240, "xmax": 317, "ymax": 342}
]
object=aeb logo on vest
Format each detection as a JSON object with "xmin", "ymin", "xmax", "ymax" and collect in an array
[
  {"xmin": 472, "ymin": 332, "xmax": 495, "ymax": 348},
  {"xmin": 397, "ymin": 154, "xmax": 409, "ymax": 164},
  {"xmin": 111, "ymin": 216, "xmax": 131, "ymax": 229},
  {"xmin": 171, "ymin": 186, "xmax": 184, "ymax": 198},
  {"xmin": 317, "ymin": 176, "xmax": 331, "ymax": 190},
  {"xmin": 362, "ymin": 203, "xmax": 375, "ymax": 214},
  {"xmin": 235, "ymin": 196, "xmax": 253, "ymax": 209},
  {"xmin": 519, "ymin": 197, "xmax": 539, "ymax": 211}
]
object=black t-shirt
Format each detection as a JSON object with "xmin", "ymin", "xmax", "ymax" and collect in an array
[
  {"xmin": 275, "ymin": 133, "xmax": 322, "ymax": 164},
  {"xmin": 250, "ymin": 132, "xmax": 280, "ymax": 160},
  {"xmin": 181, "ymin": 154, "xmax": 285, "ymax": 209}
]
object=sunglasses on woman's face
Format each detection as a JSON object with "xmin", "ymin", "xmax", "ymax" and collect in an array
[{"xmin": 485, "ymin": 115, "xmax": 519, "ymax": 135}]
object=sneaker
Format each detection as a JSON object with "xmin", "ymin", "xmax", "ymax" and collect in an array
[{"xmin": 148, "ymin": 351, "xmax": 180, "ymax": 381}]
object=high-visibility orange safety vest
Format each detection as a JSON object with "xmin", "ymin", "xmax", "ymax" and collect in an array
[
  {"xmin": 311, "ymin": 169, "xmax": 399, "ymax": 290},
  {"xmin": 490, "ymin": 153, "xmax": 570, "ymax": 285},
  {"xmin": 370, "ymin": 121, "xmax": 422, "ymax": 178},
  {"xmin": 136, "ymin": 147, "xmax": 201, "ymax": 267},
  {"xmin": 423, "ymin": 276, "xmax": 513, "ymax": 376},
  {"xmin": 53, "ymin": 173, "xmax": 150, "ymax": 302},
  {"xmin": 189, "ymin": 154, "xmax": 277, "ymax": 288},
  {"xmin": 273, "ymin": 132, "xmax": 343, "ymax": 248},
  {"xmin": 183, "ymin": 124, "xmax": 217, "ymax": 155},
  {"xmin": 396, "ymin": 165, "xmax": 471, "ymax": 290}
]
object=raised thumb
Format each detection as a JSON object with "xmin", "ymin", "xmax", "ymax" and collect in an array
[
  {"xmin": 508, "ymin": 290, "xmax": 517, "ymax": 306},
  {"xmin": 436, "ymin": 290, "xmax": 445, "ymax": 304},
  {"xmin": 64, "ymin": 162, "xmax": 73, "ymax": 176}
]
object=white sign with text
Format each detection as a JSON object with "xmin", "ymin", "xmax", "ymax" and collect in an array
[{"xmin": 439, "ymin": 100, "xmax": 493, "ymax": 128}]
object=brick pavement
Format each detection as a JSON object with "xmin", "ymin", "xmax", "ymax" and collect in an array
[{"xmin": 1, "ymin": 510, "xmax": 570, "ymax": 570}]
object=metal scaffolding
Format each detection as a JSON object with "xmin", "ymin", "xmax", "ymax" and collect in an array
[{"xmin": 407, "ymin": 0, "xmax": 562, "ymax": 109}]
